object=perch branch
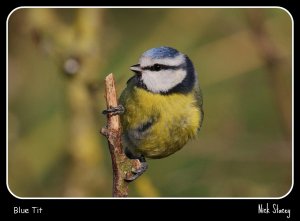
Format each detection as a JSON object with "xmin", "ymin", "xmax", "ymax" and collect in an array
[{"xmin": 101, "ymin": 73, "xmax": 141, "ymax": 197}]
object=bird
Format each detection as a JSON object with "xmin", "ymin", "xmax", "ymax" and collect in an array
[{"xmin": 103, "ymin": 46, "xmax": 204, "ymax": 181}]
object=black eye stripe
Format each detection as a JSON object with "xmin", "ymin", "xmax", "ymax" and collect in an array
[{"xmin": 141, "ymin": 64, "xmax": 185, "ymax": 71}]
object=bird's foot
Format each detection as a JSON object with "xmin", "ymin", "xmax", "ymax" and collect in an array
[
  {"xmin": 125, "ymin": 156, "xmax": 148, "ymax": 182},
  {"xmin": 102, "ymin": 104, "xmax": 125, "ymax": 116}
]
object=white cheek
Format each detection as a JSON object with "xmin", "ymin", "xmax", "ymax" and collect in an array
[{"xmin": 142, "ymin": 69, "xmax": 186, "ymax": 93}]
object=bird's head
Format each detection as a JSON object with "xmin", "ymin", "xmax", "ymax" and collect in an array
[{"xmin": 130, "ymin": 46, "xmax": 196, "ymax": 94}]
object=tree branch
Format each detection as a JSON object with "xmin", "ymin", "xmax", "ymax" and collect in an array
[
  {"xmin": 101, "ymin": 73, "xmax": 140, "ymax": 197},
  {"xmin": 28, "ymin": 8, "xmax": 105, "ymax": 196},
  {"xmin": 246, "ymin": 9, "xmax": 292, "ymax": 140}
]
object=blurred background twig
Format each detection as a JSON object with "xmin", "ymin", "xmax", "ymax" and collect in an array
[
  {"xmin": 28, "ymin": 8, "xmax": 106, "ymax": 196},
  {"xmin": 246, "ymin": 9, "xmax": 292, "ymax": 141}
]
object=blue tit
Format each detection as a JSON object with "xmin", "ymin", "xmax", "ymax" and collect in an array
[{"xmin": 104, "ymin": 46, "xmax": 203, "ymax": 181}]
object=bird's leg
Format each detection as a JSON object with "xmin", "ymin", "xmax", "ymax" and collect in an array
[
  {"xmin": 102, "ymin": 104, "xmax": 125, "ymax": 116},
  {"xmin": 125, "ymin": 155, "xmax": 148, "ymax": 182}
]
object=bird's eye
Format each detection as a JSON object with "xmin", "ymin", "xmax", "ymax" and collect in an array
[{"xmin": 153, "ymin": 64, "xmax": 162, "ymax": 71}]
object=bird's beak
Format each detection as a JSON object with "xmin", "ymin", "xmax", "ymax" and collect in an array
[{"xmin": 130, "ymin": 64, "xmax": 142, "ymax": 75}]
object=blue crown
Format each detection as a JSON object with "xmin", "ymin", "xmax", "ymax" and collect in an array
[{"xmin": 142, "ymin": 46, "xmax": 180, "ymax": 59}]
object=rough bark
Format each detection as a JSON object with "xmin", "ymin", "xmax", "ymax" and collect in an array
[{"xmin": 101, "ymin": 73, "xmax": 140, "ymax": 197}]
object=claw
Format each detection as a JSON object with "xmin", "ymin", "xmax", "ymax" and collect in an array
[
  {"xmin": 102, "ymin": 104, "xmax": 125, "ymax": 116},
  {"xmin": 125, "ymin": 157, "xmax": 148, "ymax": 182}
]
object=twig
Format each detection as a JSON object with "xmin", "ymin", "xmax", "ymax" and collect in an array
[
  {"xmin": 28, "ymin": 8, "xmax": 105, "ymax": 196},
  {"xmin": 101, "ymin": 73, "xmax": 140, "ymax": 197},
  {"xmin": 246, "ymin": 9, "xmax": 292, "ymax": 140}
]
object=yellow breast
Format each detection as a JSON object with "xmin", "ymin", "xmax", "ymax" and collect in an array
[{"xmin": 121, "ymin": 87, "xmax": 201, "ymax": 159}]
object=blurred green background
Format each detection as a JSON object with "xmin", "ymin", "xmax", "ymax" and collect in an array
[{"xmin": 8, "ymin": 8, "xmax": 292, "ymax": 197}]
